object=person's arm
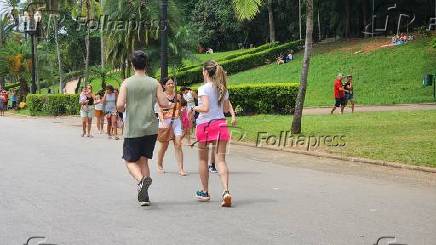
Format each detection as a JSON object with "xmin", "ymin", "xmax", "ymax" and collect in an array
[
  {"xmin": 193, "ymin": 95, "xmax": 209, "ymax": 113},
  {"xmin": 226, "ymin": 100, "xmax": 236, "ymax": 126},
  {"xmin": 156, "ymin": 83, "xmax": 171, "ymax": 108},
  {"xmin": 116, "ymin": 81, "xmax": 127, "ymax": 112}
]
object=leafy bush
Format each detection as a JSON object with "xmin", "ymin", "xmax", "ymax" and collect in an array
[
  {"xmin": 176, "ymin": 40, "xmax": 304, "ymax": 85},
  {"xmin": 26, "ymin": 94, "xmax": 80, "ymax": 116},
  {"xmin": 432, "ymin": 38, "xmax": 436, "ymax": 49},
  {"xmin": 198, "ymin": 83, "xmax": 299, "ymax": 115}
]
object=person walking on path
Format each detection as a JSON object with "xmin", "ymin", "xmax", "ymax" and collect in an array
[
  {"xmin": 94, "ymin": 92, "xmax": 105, "ymax": 134},
  {"xmin": 116, "ymin": 50, "xmax": 171, "ymax": 206},
  {"xmin": 156, "ymin": 77, "xmax": 187, "ymax": 176},
  {"xmin": 331, "ymin": 74, "xmax": 346, "ymax": 114},
  {"xmin": 192, "ymin": 60, "xmax": 233, "ymax": 207},
  {"xmin": 344, "ymin": 75, "xmax": 355, "ymax": 113},
  {"xmin": 102, "ymin": 85, "xmax": 118, "ymax": 140},
  {"xmin": 180, "ymin": 86, "xmax": 197, "ymax": 145},
  {"xmin": 79, "ymin": 85, "xmax": 96, "ymax": 137}
]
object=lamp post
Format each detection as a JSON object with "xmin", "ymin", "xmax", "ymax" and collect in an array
[
  {"xmin": 160, "ymin": 0, "xmax": 168, "ymax": 81},
  {"xmin": 23, "ymin": 10, "xmax": 42, "ymax": 94}
]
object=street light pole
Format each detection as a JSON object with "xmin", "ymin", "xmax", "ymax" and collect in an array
[
  {"xmin": 30, "ymin": 33, "xmax": 37, "ymax": 94},
  {"xmin": 160, "ymin": 0, "xmax": 169, "ymax": 81}
]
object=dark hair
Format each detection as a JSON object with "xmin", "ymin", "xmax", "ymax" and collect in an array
[
  {"xmin": 106, "ymin": 85, "xmax": 114, "ymax": 92},
  {"xmin": 180, "ymin": 93, "xmax": 187, "ymax": 107},
  {"xmin": 160, "ymin": 77, "xmax": 174, "ymax": 86},
  {"xmin": 131, "ymin": 50, "xmax": 148, "ymax": 70}
]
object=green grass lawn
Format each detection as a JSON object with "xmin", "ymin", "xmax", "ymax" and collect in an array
[
  {"xmin": 228, "ymin": 37, "xmax": 436, "ymax": 106},
  {"xmin": 234, "ymin": 110, "xmax": 436, "ymax": 167}
]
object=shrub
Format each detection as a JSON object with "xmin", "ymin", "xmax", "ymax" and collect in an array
[
  {"xmin": 3, "ymin": 82, "xmax": 20, "ymax": 90},
  {"xmin": 176, "ymin": 40, "xmax": 304, "ymax": 85},
  {"xmin": 194, "ymin": 83, "xmax": 299, "ymax": 115},
  {"xmin": 27, "ymin": 94, "xmax": 80, "ymax": 116}
]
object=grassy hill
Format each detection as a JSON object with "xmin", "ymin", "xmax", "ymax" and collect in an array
[{"xmin": 228, "ymin": 37, "xmax": 436, "ymax": 106}]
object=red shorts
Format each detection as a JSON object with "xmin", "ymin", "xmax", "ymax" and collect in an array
[{"xmin": 196, "ymin": 119, "xmax": 230, "ymax": 143}]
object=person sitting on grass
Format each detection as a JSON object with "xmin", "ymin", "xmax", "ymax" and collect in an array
[
  {"xmin": 276, "ymin": 54, "xmax": 285, "ymax": 65},
  {"xmin": 331, "ymin": 73, "xmax": 346, "ymax": 115},
  {"xmin": 284, "ymin": 50, "xmax": 294, "ymax": 63}
]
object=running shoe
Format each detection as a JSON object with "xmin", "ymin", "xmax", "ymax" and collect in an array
[
  {"xmin": 195, "ymin": 190, "xmax": 210, "ymax": 202},
  {"xmin": 138, "ymin": 176, "xmax": 152, "ymax": 206},
  {"xmin": 208, "ymin": 165, "xmax": 218, "ymax": 174},
  {"xmin": 221, "ymin": 190, "xmax": 232, "ymax": 207}
]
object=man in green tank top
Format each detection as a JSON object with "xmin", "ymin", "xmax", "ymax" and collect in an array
[{"xmin": 117, "ymin": 51, "xmax": 171, "ymax": 206}]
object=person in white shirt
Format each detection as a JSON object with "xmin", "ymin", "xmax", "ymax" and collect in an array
[{"xmin": 191, "ymin": 60, "xmax": 232, "ymax": 207}]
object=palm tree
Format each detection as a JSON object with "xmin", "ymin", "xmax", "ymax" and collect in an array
[
  {"xmin": 232, "ymin": 0, "xmax": 276, "ymax": 42},
  {"xmin": 291, "ymin": 0, "xmax": 314, "ymax": 134},
  {"xmin": 72, "ymin": 0, "xmax": 101, "ymax": 85},
  {"xmin": 105, "ymin": 0, "xmax": 184, "ymax": 76},
  {"xmin": 0, "ymin": 34, "xmax": 32, "ymax": 101}
]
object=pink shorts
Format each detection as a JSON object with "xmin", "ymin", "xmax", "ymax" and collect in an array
[{"xmin": 196, "ymin": 119, "xmax": 230, "ymax": 143}]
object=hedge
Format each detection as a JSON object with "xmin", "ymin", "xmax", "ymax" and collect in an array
[
  {"xmin": 168, "ymin": 42, "xmax": 281, "ymax": 74},
  {"xmin": 225, "ymin": 83, "xmax": 299, "ymax": 115},
  {"xmin": 27, "ymin": 94, "xmax": 80, "ymax": 116},
  {"xmin": 175, "ymin": 40, "xmax": 304, "ymax": 85},
  {"xmin": 3, "ymin": 83, "xmax": 20, "ymax": 90}
]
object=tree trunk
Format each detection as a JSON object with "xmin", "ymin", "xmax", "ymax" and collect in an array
[
  {"xmin": 344, "ymin": 0, "xmax": 351, "ymax": 38},
  {"xmin": 100, "ymin": 0, "xmax": 105, "ymax": 68},
  {"xmin": 18, "ymin": 78, "xmax": 29, "ymax": 102},
  {"xmin": 362, "ymin": 0, "xmax": 369, "ymax": 38},
  {"xmin": 291, "ymin": 0, "xmax": 314, "ymax": 134},
  {"xmin": 267, "ymin": 0, "xmax": 276, "ymax": 42},
  {"xmin": 84, "ymin": 0, "xmax": 91, "ymax": 85},
  {"xmin": 54, "ymin": 17, "xmax": 63, "ymax": 93},
  {"xmin": 75, "ymin": 77, "xmax": 82, "ymax": 94},
  {"xmin": 0, "ymin": 26, "xmax": 4, "ymax": 89}
]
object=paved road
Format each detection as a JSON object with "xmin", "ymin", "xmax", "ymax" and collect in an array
[
  {"xmin": 1, "ymin": 116, "xmax": 436, "ymax": 245},
  {"xmin": 303, "ymin": 103, "xmax": 436, "ymax": 115}
]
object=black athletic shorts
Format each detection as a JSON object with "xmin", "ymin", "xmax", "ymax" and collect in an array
[
  {"xmin": 335, "ymin": 97, "xmax": 346, "ymax": 107},
  {"xmin": 122, "ymin": 134, "xmax": 158, "ymax": 162}
]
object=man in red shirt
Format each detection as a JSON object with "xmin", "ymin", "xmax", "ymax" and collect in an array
[{"xmin": 331, "ymin": 73, "xmax": 345, "ymax": 114}]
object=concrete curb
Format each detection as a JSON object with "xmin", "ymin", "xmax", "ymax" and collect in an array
[{"xmin": 231, "ymin": 141, "xmax": 436, "ymax": 174}]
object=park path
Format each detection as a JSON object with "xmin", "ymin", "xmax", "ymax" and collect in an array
[
  {"xmin": 0, "ymin": 116, "xmax": 435, "ymax": 245},
  {"xmin": 303, "ymin": 103, "xmax": 436, "ymax": 115}
]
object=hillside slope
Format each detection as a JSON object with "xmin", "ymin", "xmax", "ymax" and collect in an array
[{"xmin": 228, "ymin": 37, "xmax": 436, "ymax": 106}]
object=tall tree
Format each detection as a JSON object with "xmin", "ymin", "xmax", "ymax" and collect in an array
[{"xmin": 291, "ymin": 0, "xmax": 314, "ymax": 134}]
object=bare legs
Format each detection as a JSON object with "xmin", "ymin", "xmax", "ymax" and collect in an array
[
  {"xmin": 157, "ymin": 137, "xmax": 186, "ymax": 175},
  {"xmin": 198, "ymin": 141, "xmax": 230, "ymax": 192},
  {"xmin": 331, "ymin": 105, "xmax": 345, "ymax": 114},
  {"xmin": 81, "ymin": 117, "xmax": 87, "ymax": 137},
  {"xmin": 126, "ymin": 156, "xmax": 150, "ymax": 182},
  {"xmin": 96, "ymin": 114, "xmax": 104, "ymax": 133}
]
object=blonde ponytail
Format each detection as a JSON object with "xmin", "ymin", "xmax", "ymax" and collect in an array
[{"xmin": 203, "ymin": 60, "xmax": 228, "ymax": 105}]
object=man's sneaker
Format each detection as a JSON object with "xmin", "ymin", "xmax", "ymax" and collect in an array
[
  {"xmin": 137, "ymin": 176, "xmax": 152, "ymax": 206},
  {"xmin": 221, "ymin": 190, "xmax": 232, "ymax": 207},
  {"xmin": 195, "ymin": 190, "xmax": 210, "ymax": 202},
  {"xmin": 208, "ymin": 165, "xmax": 218, "ymax": 174}
]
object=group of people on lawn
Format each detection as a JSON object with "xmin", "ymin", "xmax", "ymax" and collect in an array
[{"xmin": 331, "ymin": 73, "xmax": 355, "ymax": 114}]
